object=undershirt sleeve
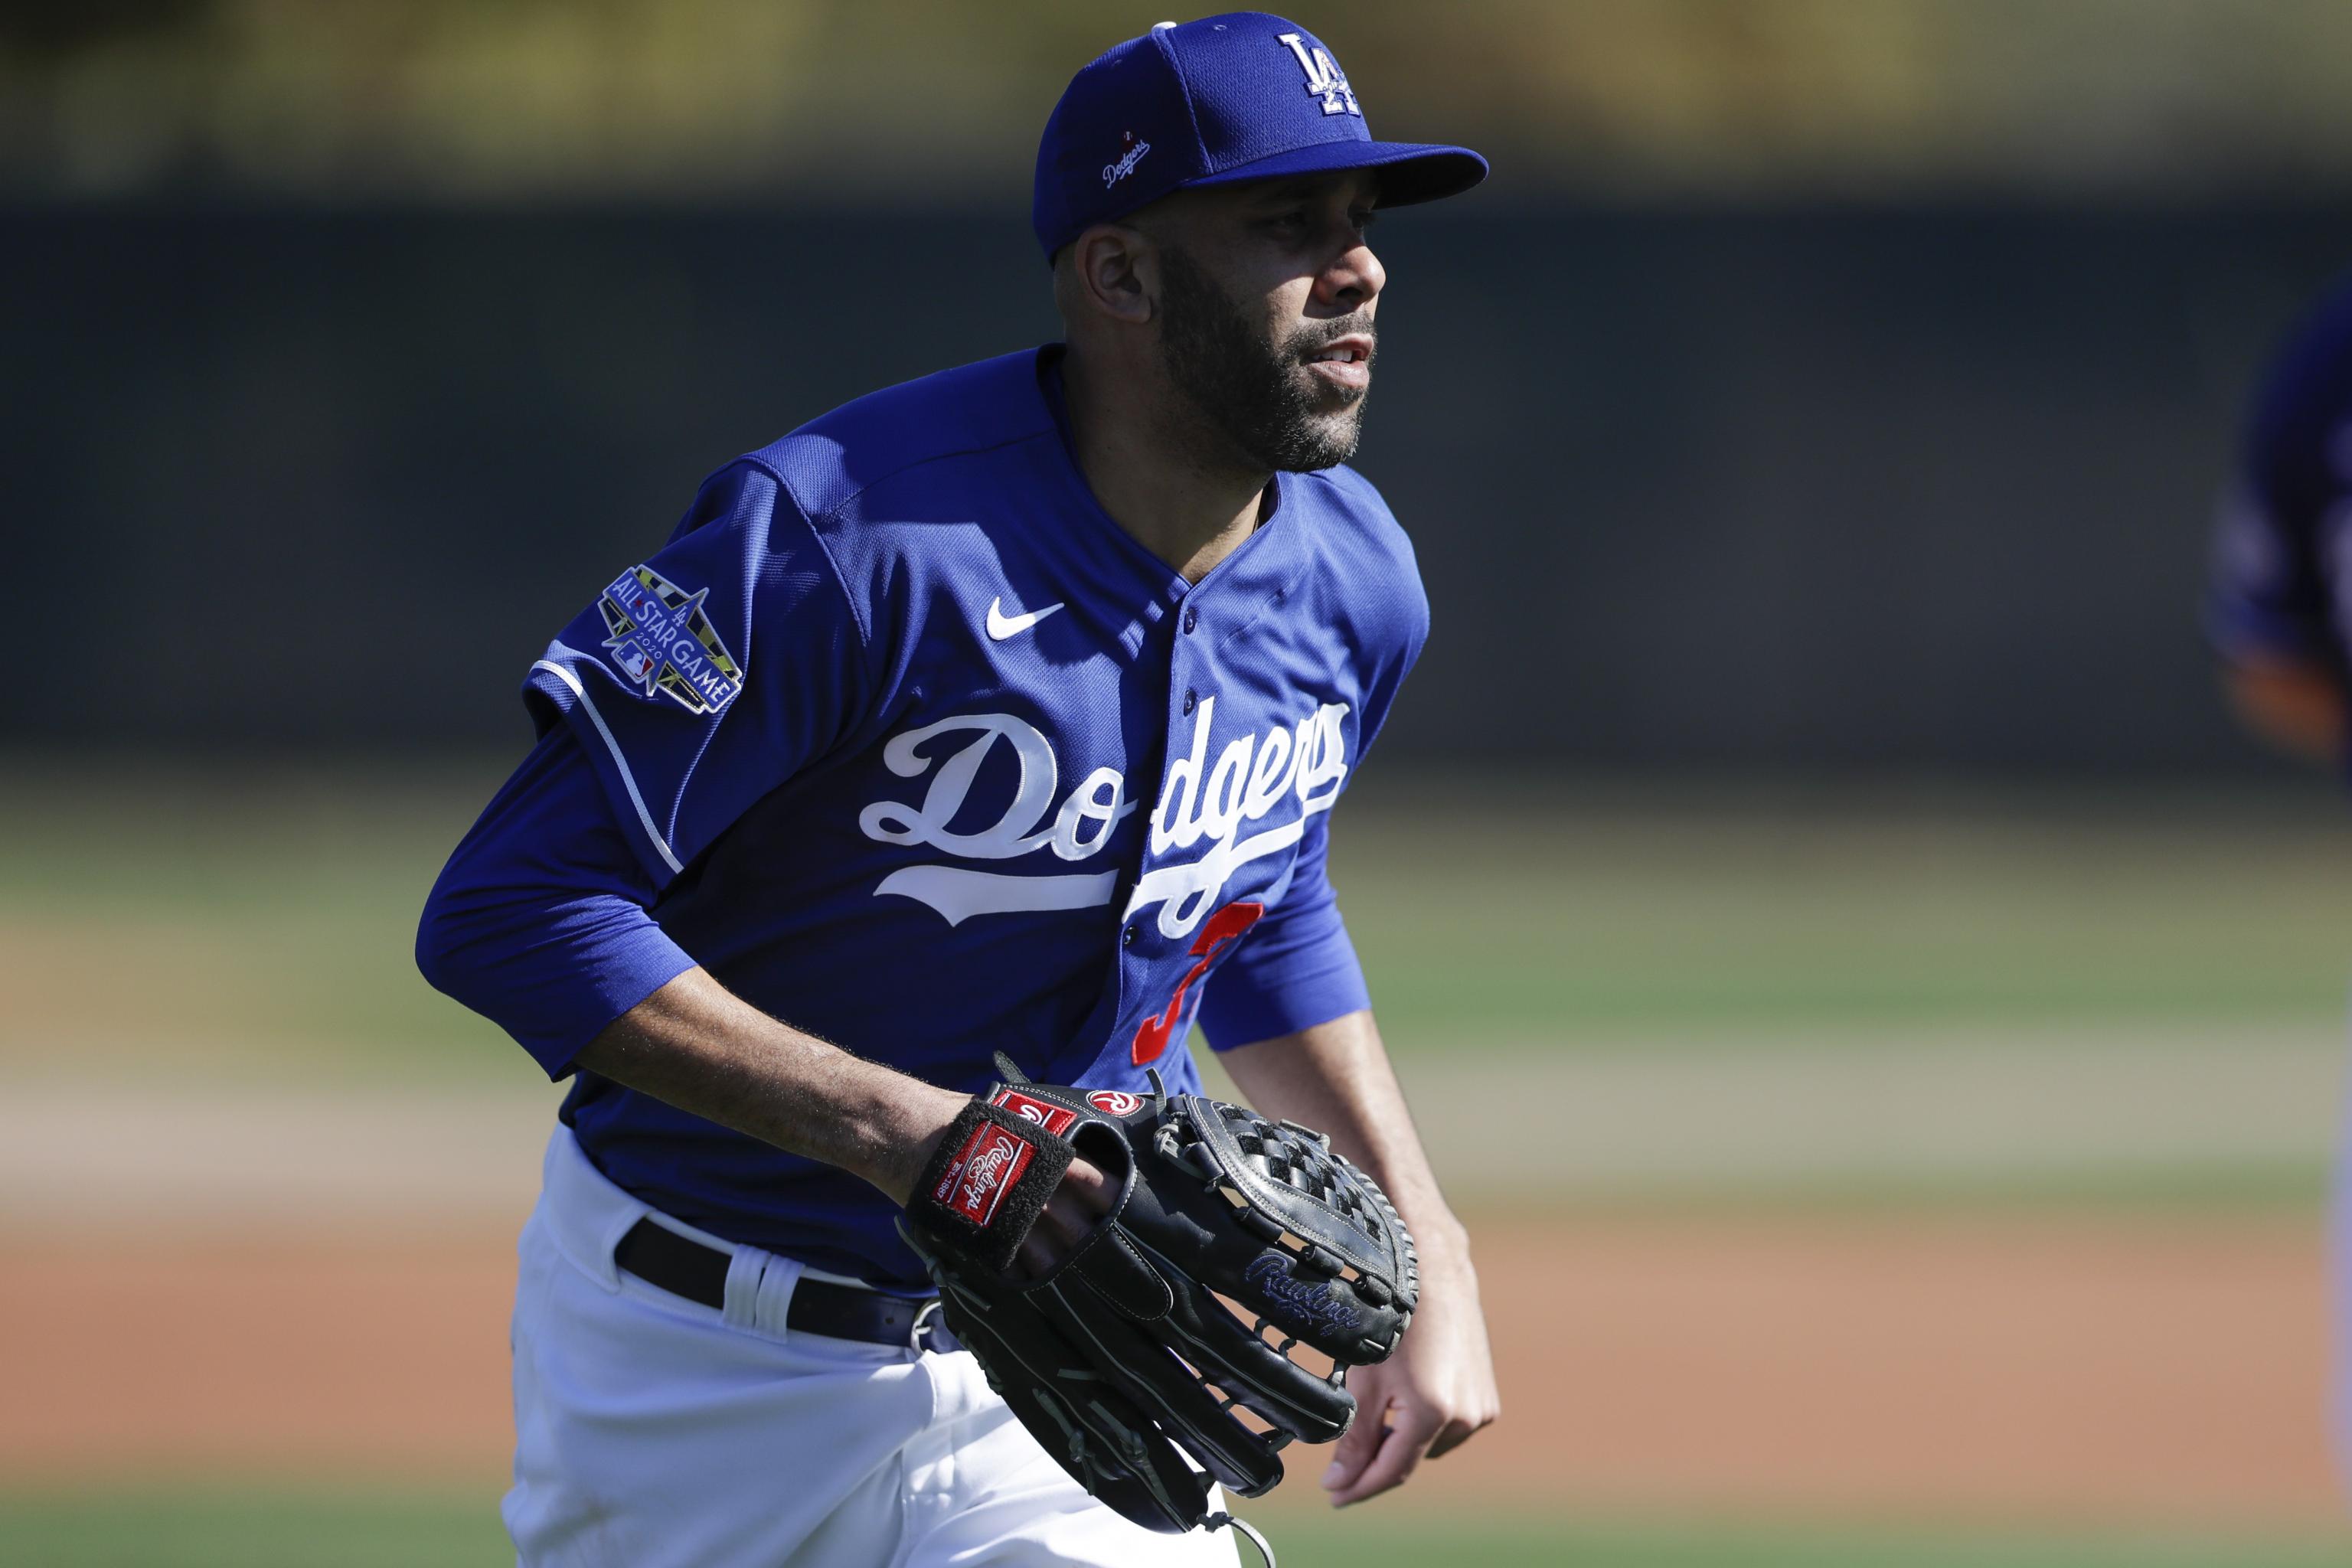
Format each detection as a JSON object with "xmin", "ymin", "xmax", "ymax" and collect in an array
[{"xmin": 416, "ymin": 724, "xmax": 697, "ymax": 1080}]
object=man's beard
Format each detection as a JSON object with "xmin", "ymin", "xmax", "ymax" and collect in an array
[{"xmin": 1156, "ymin": 244, "xmax": 1373, "ymax": 473}]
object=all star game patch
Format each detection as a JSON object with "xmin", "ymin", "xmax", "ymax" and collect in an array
[{"xmin": 598, "ymin": 565, "xmax": 744, "ymax": 715}]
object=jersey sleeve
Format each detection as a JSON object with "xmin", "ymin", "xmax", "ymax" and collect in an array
[
  {"xmin": 524, "ymin": 459, "xmax": 877, "ymax": 886},
  {"xmin": 1194, "ymin": 809, "xmax": 1371, "ymax": 1050},
  {"xmin": 2207, "ymin": 287, "xmax": 2352, "ymax": 670},
  {"xmin": 416, "ymin": 725, "xmax": 698, "ymax": 1079},
  {"xmin": 1194, "ymin": 486, "xmax": 1430, "ymax": 1050},
  {"xmin": 1354, "ymin": 586, "xmax": 1428, "ymax": 767}
]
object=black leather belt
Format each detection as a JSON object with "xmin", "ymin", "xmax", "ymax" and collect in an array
[{"xmin": 614, "ymin": 1217, "xmax": 957, "ymax": 1352}]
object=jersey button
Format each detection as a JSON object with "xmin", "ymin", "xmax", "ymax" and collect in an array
[
  {"xmin": 1181, "ymin": 606, "xmax": 1198, "ymax": 634},
  {"xmin": 1122, "ymin": 925, "xmax": 1138, "ymax": 948},
  {"xmin": 1181, "ymin": 689, "xmax": 1197, "ymax": 716}
]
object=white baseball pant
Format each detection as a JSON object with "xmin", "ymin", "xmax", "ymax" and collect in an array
[{"xmin": 503, "ymin": 1125, "xmax": 1241, "ymax": 1568}]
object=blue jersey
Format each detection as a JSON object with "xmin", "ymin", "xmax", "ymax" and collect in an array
[
  {"xmin": 420, "ymin": 346, "xmax": 1429, "ymax": 1286},
  {"xmin": 2209, "ymin": 273, "xmax": 2352, "ymax": 684}
]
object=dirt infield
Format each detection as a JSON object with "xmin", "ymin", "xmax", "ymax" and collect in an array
[{"xmin": 3, "ymin": 1210, "xmax": 2338, "ymax": 1530}]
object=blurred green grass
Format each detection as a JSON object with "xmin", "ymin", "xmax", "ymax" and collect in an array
[
  {"xmin": 1337, "ymin": 782, "xmax": 2352, "ymax": 1044},
  {"xmin": 4, "ymin": 1490, "xmax": 2346, "ymax": 1568},
  {"xmin": 2, "ymin": 766, "xmax": 2348, "ymax": 1079}
]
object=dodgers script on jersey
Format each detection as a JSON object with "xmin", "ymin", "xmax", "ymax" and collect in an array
[{"xmin": 469, "ymin": 346, "xmax": 1428, "ymax": 1285}]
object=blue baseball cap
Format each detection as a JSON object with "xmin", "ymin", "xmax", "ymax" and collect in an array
[{"xmin": 1033, "ymin": 13, "xmax": 1488, "ymax": 260}]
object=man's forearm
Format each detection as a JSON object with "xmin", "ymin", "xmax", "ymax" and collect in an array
[
  {"xmin": 577, "ymin": 966, "xmax": 965, "ymax": 1205},
  {"xmin": 1215, "ymin": 1009, "xmax": 1468, "ymax": 1256}
]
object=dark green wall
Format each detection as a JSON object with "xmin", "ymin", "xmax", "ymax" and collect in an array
[{"xmin": 11, "ymin": 201, "xmax": 2348, "ymax": 776}]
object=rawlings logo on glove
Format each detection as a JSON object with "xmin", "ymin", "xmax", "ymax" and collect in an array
[
  {"xmin": 1240, "ymin": 1253, "xmax": 1361, "ymax": 1339},
  {"xmin": 994, "ymin": 1089, "xmax": 1081, "ymax": 1134},
  {"xmin": 941, "ymin": 1125, "xmax": 1033, "ymax": 1224}
]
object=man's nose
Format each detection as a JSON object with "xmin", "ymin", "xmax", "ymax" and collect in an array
[{"xmin": 1318, "ymin": 240, "xmax": 1386, "ymax": 311}]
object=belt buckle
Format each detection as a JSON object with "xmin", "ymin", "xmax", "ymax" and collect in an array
[{"xmin": 909, "ymin": 1297, "xmax": 944, "ymax": 1354}]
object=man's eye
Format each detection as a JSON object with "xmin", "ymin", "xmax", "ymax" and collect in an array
[{"xmin": 1351, "ymin": 207, "xmax": 1380, "ymax": 230}]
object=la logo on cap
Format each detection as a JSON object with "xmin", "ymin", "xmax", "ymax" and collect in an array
[{"xmin": 1277, "ymin": 31, "xmax": 1357, "ymax": 116}]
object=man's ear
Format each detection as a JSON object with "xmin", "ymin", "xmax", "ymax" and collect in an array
[{"xmin": 1067, "ymin": 223, "xmax": 1156, "ymax": 327}]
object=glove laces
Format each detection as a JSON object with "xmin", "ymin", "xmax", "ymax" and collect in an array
[{"xmin": 1205, "ymin": 1510, "xmax": 1276, "ymax": 1568}]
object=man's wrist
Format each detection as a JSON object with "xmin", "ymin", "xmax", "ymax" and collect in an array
[
  {"xmin": 1400, "ymin": 1203, "xmax": 1472, "ymax": 1271},
  {"xmin": 860, "ymin": 1081, "xmax": 970, "ymax": 1207}
]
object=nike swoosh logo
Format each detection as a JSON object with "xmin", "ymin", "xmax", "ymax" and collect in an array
[{"xmin": 985, "ymin": 596, "xmax": 1067, "ymax": 641}]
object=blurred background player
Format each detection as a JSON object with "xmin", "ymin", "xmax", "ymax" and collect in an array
[
  {"xmin": 2208, "ymin": 276, "xmax": 2352, "ymax": 769},
  {"xmin": 2207, "ymin": 270, "xmax": 2352, "ymax": 1488}
]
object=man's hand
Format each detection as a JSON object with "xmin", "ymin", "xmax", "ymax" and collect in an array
[
  {"xmin": 1321, "ymin": 1223, "xmax": 1500, "ymax": 1505},
  {"xmin": 1018, "ymin": 1155, "xmax": 1118, "ymax": 1277}
]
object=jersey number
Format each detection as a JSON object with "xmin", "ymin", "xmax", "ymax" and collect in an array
[{"xmin": 1131, "ymin": 901, "xmax": 1264, "ymax": 1065}]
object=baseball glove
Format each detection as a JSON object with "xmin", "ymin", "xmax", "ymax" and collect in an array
[{"xmin": 897, "ymin": 1054, "xmax": 1419, "ymax": 1543}]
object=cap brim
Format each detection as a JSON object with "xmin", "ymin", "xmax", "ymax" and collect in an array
[{"xmin": 1179, "ymin": 139, "xmax": 1488, "ymax": 208}]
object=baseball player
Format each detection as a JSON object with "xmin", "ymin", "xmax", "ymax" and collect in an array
[
  {"xmin": 2206, "ymin": 270, "xmax": 2352, "ymax": 1488},
  {"xmin": 2208, "ymin": 279, "xmax": 2352, "ymax": 767},
  {"xmin": 418, "ymin": 14, "xmax": 1500, "ymax": 1565}
]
